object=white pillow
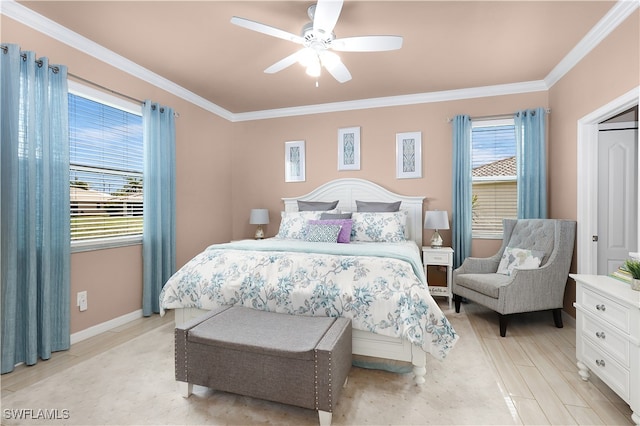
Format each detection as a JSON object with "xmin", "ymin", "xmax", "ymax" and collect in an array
[
  {"xmin": 351, "ymin": 211, "xmax": 407, "ymax": 242},
  {"xmin": 497, "ymin": 247, "xmax": 544, "ymax": 276},
  {"xmin": 275, "ymin": 211, "xmax": 324, "ymax": 239}
]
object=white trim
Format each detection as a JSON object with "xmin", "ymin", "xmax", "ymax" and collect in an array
[
  {"xmin": 2, "ymin": 0, "xmax": 636, "ymax": 121},
  {"xmin": 71, "ymin": 236, "xmax": 142, "ymax": 253},
  {"xmin": 70, "ymin": 309, "xmax": 143, "ymax": 345},
  {"xmin": 576, "ymin": 86, "xmax": 639, "ymax": 274},
  {"xmin": 68, "ymin": 80, "xmax": 141, "ymax": 116},
  {"xmin": 545, "ymin": 0, "xmax": 639, "ymax": 88},
  {"xmin": 231, "ymin": 81, "xmax": 548, "ymax": 122}
]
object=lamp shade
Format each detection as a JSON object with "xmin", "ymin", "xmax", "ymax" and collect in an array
[
  {"xmin": 249, "ymin": 209, "xmax": 270, "ymax": 225},
  {"xmin": 424, "ymin": 210, "xmax": 449, "ymax": 230}
]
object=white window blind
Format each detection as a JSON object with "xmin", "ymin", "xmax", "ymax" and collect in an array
[
  {"xmin": 69, "ymin": 91, "xmax": 143, "ymax": 243},
  {"xmin": 471, "ymin": 119, "xmax": 517, "ymax": 238}
]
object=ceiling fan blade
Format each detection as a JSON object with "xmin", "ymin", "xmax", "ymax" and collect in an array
[
  {"xmin": 264, "ymin": 48, "xmax": 309, "ymax": 74},
  {"xmin": 230, "ymin": 16, "xmax": 304, "ymax": 44},
  {"xmin": 313, "ymin": 0, "xmax": 343, "ymax": 34},
  {"xmin": 320, "ymin": 51, "xmax": 351, "ymax": 83},
  {"xmin": 331, "ymin": 35, "xmax": 403, "ymax": 52}
]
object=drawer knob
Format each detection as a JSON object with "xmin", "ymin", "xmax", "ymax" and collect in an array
[
  {"xmin": 595, "ymin": 359, "xmax": 606, "ymax": 367},
  {"xmin": 595, "ymin": 331, "xmax": 606, "ymax": 339},
  {"xmin": 595, "ymin": 304, "xmax": 606, "ymax": 311}
]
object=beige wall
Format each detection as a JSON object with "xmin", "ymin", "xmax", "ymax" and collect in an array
[
  {"xmin": 548, "ymin": 12, "xmax": 639, "ymax": 315},
  {"xmin": 231, "ymin": 92, "xmax": 547, "ymax": 252},
  {"xmin": 2, "ymin": 17, "xmax": 235, "ymax": 333},
  {"xmin": 3, "ymin": 9, "xmax": 638, "ymax": 334}
]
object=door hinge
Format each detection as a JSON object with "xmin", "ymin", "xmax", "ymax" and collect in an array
[{"xmin": 592, "ymin": 235, "xmax": 598, "ymax": 242}]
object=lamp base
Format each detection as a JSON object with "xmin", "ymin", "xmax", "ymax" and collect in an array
[
  {"xmin": 430, "ymin": 230, "xmax": 443, "ymax": 248},
  {"xmin": 254, "ymin": 226, "xmax": 265, "ymax": 240}
]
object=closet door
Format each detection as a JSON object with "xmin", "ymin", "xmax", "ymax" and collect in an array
[{"xmin": 597, "ymin": 125, "xmax": 638, "ymax": 274}]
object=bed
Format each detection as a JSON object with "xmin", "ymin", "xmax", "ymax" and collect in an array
[{"xmin": 160, "ymin": 178, "xmax": 458, "ymax": 384}]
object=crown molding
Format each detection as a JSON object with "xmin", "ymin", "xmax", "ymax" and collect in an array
[
  {"xmin": 231, "ymin": 80, "xmax": 548, "ymax": 122},
  {"xmin": 0, "ymin": 0, "xmax": 235, "ymax": 121},
  {"xmin": 2, "ymin": 0, "xmax": 636, "ymax": 122},
  {"xmin": 545, "ymin": 0, "xmax": 639, "ymax": 88}
]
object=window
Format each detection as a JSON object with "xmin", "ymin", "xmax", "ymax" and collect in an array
[
  {"xmin": 68, "ymin": 82, "xmax": 143, "ymax": 251},
  {"xmin": 471, "ymin": 119, "xmax": 517, "ymax": 238}
]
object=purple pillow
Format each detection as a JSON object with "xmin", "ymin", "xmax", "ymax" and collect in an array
[{"xmin": 307, "ymin": 219, "xmax": 353, "ymax": 243}]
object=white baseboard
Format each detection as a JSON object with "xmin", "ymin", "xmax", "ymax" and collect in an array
[{"xmin": 70, "ymin": 309, "xmax": 143, "ymax": 345}]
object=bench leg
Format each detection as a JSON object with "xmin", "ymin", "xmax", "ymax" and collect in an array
[
  {"xmin": 318, "ymin": 410, "xmax": 332, "ymax": 426},
  {"xmin": 179, "ymin": 381, "xmax": 193, "ymax": 398}
]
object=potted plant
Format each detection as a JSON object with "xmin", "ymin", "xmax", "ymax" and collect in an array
[{"xmin": 623, "ymin": 259, "xmax": 640, "ymax": 291}]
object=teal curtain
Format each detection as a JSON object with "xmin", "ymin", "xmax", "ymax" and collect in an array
[
  {"xmin": 451, "ymin": 115, "xmax": 472, "ymax": 268},
  {"xmin": 142, "ymin": 101, "xmax": 176, "ymax": 316},
  {"xmin": 1, "ymin": 44, "xmax": 70, "ymax": 374},
  {"xmin": 515, "ymin": 107, "xmax": 547, "ymax": 219}
]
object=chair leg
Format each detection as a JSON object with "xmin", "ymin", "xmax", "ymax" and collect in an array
[
  {"xmin": 552, "ymin": 308, "xmax": 563, "ymax": 328},
  {"xmin": 453, "ymin": 294, "xmax": 461, "ymax": 313},
  {"xmin": 499, "ymin": 314, "xmax": 508, "ymax": 337}
]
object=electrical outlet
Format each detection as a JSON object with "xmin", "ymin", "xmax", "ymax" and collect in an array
[{"xmin": 77, "ymin": 291, "xmax": 88, "ymax": 312}]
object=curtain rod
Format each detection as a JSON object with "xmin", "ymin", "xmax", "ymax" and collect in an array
[
  {"xmin": 67, "ymin": 73, "xmax": 144, "ymax": 105},
  {"xmin": 447, "ymin": 108, "xmax": 551, "ymax": 123},
  {"xmin": 1, "ymin": 44, "xmax": 179, "ymax": 117}
]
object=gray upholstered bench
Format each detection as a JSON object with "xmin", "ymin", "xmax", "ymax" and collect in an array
[{"xmin": 174, "ymin": 306, "xmax": 352, "ymax": 426}]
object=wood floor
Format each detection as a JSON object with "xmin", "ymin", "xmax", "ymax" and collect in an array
[
  {"xmin": 1, "ymin": 302, "xmax": 635, "ymax": 425},
  {"xmin": 459, "ymin": 300, "xmax": 634, "ymax": 425}
]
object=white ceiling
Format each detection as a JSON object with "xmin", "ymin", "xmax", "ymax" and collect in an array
[{"xmin": 9, "ymin": 1, "xmax": 627, "ymax": 116}]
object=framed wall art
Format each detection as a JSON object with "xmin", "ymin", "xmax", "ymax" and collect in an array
[
  {"xmin": 396, "ymin": 131, "xmax": 422, "ymax": 179},
  {"xmin": 285, "ymin": 140, "xmax": 306, "ymax": 182},
  {"xmin": 337, "ymin": 126, "xmax": 360, "ymax": 171}
]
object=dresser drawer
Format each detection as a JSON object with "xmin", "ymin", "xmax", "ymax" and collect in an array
[
  {"xmin": 581, "ymin": 338, "xmax": 630, "ymax": 402},
  {"xmin": 423, "ymin": 251, "xmax": 452, "ymax": 265},
  {"xmin": 582, "ymin": 287, "xmax": 631, "ymax": 334},
  {"xmin": 582, "ymin": 314, "xmax": 630, "ymax": 367}
]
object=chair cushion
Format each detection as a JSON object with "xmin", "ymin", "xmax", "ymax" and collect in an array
[
  {"xmin": 454, "ymin": 273, "xmax": 513, "ymax": 299},
  {"xmin": 507, "ymin": 220, "xmax": 555, "ymax": 265}
]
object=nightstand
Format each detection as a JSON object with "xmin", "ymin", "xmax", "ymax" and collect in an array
[{"xmin": 422, "ymin": 246, "xmax": 454, "ymax": 309}]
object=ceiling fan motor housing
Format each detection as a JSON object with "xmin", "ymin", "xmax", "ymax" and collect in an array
[{"xmin": 301, "ymin": 21, "xmax": 335, "ymax": 49}]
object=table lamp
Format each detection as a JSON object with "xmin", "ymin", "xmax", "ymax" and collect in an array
[
  {"xmin": 249, "ymin": 209, "xmax": 269, "ymax": 239},
  {"xmin": 424, "ymin": 210, "xmax": 449, "ymax": 248}
]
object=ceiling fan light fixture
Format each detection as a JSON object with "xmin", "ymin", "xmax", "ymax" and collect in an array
[
  {"xmin": 320, "ymin": 50, "xmax": 340, "ymax": 68},
  {"xmin": 305, "ymin": 57, "xmax": 322, "ymax": 77},
  {"xmin": 298, "ymin": 47, "xmax": 316, "ymax": 68}
]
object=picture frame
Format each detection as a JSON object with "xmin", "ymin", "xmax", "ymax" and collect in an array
[
  {"xmin": 284, "ymin": 140, "xmax": 306, "ymax": 182},
  {"xmin": 396, "ymin": 131, "xmax": 422, "ymax": 179},
  {"xmin": 337, "ymin": 126, "xmax": 361, "ymax": 171}
]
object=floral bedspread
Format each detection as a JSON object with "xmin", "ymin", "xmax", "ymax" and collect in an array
[{"xmin": 159, "ymin": 239, "xmax": 458, "ymax": 359}]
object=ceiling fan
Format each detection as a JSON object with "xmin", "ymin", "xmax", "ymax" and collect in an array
[{"xmin": 230, "ymin": 0, "xmax": 403, "ymax": 84}]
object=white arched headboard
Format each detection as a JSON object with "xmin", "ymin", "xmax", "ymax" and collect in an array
[{"xmin": 282, "ymin": 178, "xmax": 425, "ymax": 247}]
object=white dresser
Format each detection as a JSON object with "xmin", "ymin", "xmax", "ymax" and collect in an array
[{"xmin": 571, "ymin": 274, "xmax": 640, "ymax": 425}]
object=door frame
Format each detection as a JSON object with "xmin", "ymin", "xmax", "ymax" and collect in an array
[{"xmin": 576, "ymin": 86, "xmax": 639, "ymax": 274}]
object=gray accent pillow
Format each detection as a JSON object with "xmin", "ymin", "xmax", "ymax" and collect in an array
[
  {"xmin": 356, "ymin": 200, "xmax": 401, "ymax": 212},
  {"xmin": 320, "ymin": 212, "xmax": 352, "ymax": 219},
  {"xmin": 297, "ymin": 200, "xmax": 339, "ymax": 211},
  {"xmin": 304, "ymin": 223, "xmax": 342, "ymax": 243}
]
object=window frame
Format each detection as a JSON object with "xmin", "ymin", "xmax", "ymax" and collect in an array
[
  {"xmin": 471, "ymin": 118, "xmax": 517, "ymax": 240},
  {"xmin": 68, "ymin": 81, "xmax": 144, "ymax": 253}
]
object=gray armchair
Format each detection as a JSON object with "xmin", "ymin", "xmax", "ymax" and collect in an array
[{"xmin": 452, "ymin": 219, "xmax": 576, "ymax": 337}]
